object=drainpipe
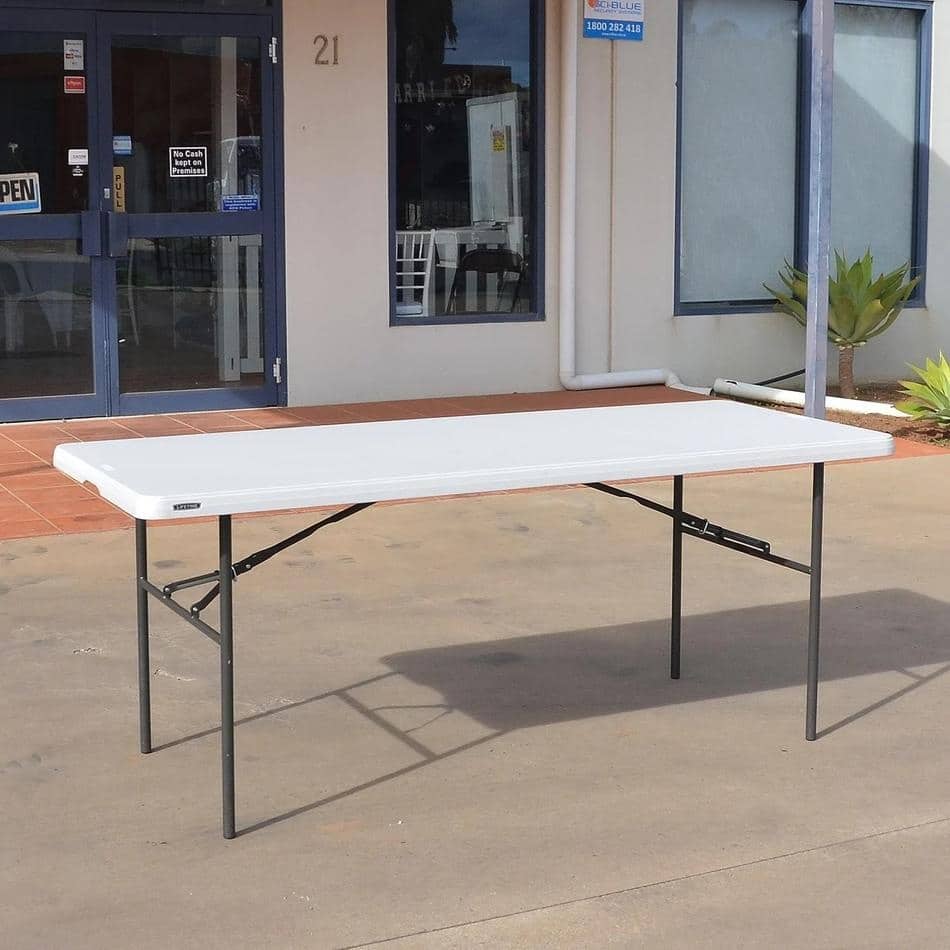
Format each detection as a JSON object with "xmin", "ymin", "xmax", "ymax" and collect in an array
[{"xmin": 558, "ymin": 0, "xmax": 708, "ymax": 396}]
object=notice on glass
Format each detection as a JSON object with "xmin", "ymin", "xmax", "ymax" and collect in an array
[
  {"xmin": 584, "ymin": 0, "xmax": 645, "ymax": 41},
  {"xmin": 64, "ymin": 76, "xmax": 86, "ymax": 95},
  {"xmin": 64, "ymin": 39, "xmax": 84, "ymax": 71},
  {"xmin": 0, "ymin": 173, "xmax": 42, "ymax": 215},
  {"xmin": 113, "ymin": 167, "xmax": 127, "ymax": 213},
  {"xmin": 169, "ymin": 147, "xmax": 208, "ymax": 178}
]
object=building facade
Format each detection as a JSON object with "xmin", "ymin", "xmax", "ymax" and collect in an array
[{"xmin": 0, "ymin": 0, "xmax": 945, "ymax": 422}]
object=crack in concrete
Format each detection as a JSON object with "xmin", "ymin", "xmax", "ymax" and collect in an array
[{"xmin": 341, "ymin": 814, "xmax": 950, "ymax": 949}]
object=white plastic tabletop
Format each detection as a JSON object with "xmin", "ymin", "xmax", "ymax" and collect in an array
[{"xmin": 52, "ymin": 401, "xmax": 894, "ymax": 521}]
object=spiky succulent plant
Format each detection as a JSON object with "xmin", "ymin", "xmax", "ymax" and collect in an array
[
  {"xmin": 764, "ymin": 251, "xmax": 921, "ymax": 398},
  {"xmin": 897, "ymin": 353, "xmax": 950, "ymax": 427}
]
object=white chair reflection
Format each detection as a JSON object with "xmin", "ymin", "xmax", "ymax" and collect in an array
[
  {"xmin": 395, "ymin": 229, "xmax": 436, "ymax": 318},
  {"xmin": 0, "ymin": 246, "xmax": 81, "ymax": 353}
]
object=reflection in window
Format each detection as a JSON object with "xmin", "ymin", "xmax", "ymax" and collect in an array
[
  {"xmin": 111, "ymin": 36, "xmax": 263, "ymax": 215},
  {"xmin": 833, "ymin": 4, "xmax": 922, "ymax": 274},
  {"xmin": 678, "ymin": 0, "xmax": 928, "ymax": 309},
  {"xmin": 678, "ymin": 0, "xmax": 800, "ymax": 305},
  {"xmin": 117, "ymin": 236, "xmax": 264, "ymax": 394},
  {"xmin": 393, "ymin": 0, "xmax": 538, "ymax": 320},
  {"xmin": 0, "ymin": 241, "xmax": 93, "ymax": 399}
]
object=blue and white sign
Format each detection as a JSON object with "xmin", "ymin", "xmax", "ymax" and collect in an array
[
  {"xmin": 221, "ymin": 194, "xmax": 260, "ymax": 212},
  {"xmin": 0, "ymin": 173, "xmax": 41, "ymax": 215},
  {"xmin": 113, "ymin": 135, "xmax": 133, "ymax": 156},
  {"xmin": 584, "ymin": 0, "xmax": 645, "ymax": 41}
]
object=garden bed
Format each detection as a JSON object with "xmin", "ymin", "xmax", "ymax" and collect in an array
[{"xmin": 735, "ymin": 382, "xmax": 950, "ymax": 448}]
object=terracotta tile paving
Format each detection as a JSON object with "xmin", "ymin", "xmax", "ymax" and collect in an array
[{"xmin": 0, "ymin": 386, "xmax": 945, "ymax": 542}]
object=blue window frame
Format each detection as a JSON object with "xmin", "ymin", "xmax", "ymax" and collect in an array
[
  {"xmin": 675, "ymin": 0, "xmax": 932, "ymax": 315},
  {"xmin": 389, "ymin": 0, "xmax": 545, "ymax": 326}
]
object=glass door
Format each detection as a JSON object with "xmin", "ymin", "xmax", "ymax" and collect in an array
[
  {"xmin": 0, "ymin": 12, "xmax": 108, "ymax": 421},
  {"xmin": 0, "ymin": 10, "xmax": 280, "ymax": 422},
  {"xmin": 99, "ymin": 13, "xmax": 279, "ymax": 416}
]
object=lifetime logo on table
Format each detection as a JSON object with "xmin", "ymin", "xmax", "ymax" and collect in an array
[
  {"xmin": 0, "ymin": 173, "xmax": 42, "ymax": 215},
  {"xmin": 169, "ymin": 147, "xmax": 208, "ymax": 178},
  {"xmin": 584, "ymin": 0, "xmax": 645, "ymax": 41}
]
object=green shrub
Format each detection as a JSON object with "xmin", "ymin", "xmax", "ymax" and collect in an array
[
  {"xmin": 897, "ymin": 354, "xmax": 950, "ymax": 427},
  {"xmin": 765, "ymin": 251, "xmax": 921, "ymax": 398}
]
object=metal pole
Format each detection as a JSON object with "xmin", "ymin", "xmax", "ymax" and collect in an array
[
  {"xmin": 135, "ymin": 519, "xmax": 152, "ymax": 755},
  {"xmin": 219, "ymin": 515, "xmax": 236, "ymax": 839},
  {"xmin": 671, "ymin": 476, "xmax": 684, "ymax": 680},
  {"xmin": 803, "ymin": 0, "xmax": 835, "ymax": 419},
  {"xmin": 806, "ymin": 464, "xmax": 825, "ymax": 740}
]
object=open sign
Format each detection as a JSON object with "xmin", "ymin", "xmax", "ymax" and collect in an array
[{"xmin": 0, "ymin": 173, "xmax": 42, "ymax": 215}]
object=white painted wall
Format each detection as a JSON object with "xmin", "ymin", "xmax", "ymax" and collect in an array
[{"xmin": 281, "ymin": 0, "xmax": 949, "ymax": 407}]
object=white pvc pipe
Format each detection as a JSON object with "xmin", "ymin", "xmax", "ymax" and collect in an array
[
  {"xmin": 558, "ymin": 0, "xmax": 708, "ymax": 398},
  {"xmin": 713, "ymin": 379, "xmax": 909, "ymax": 418}
]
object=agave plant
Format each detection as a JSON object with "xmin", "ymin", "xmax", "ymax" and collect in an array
[
  {"xmin": 764, "ymin": 251, "xmax": 921, "ymax": 398},
  {"xmin": 896, "ymin": 353, "xmax": 950, "ymax": 427}
]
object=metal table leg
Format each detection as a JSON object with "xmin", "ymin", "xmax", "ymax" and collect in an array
[
  {"xmin": 806, "ymin": 463, "xmax": 825, "ymax": 741},
  {"xmin": 219, "ymin": 515, "xmax": 236, "ymax": 838},
  {"xmin": 135, "ymin": 519, "xmax": 152, "ymax": 755},
  {"xmin": 671, "ymin": 475, "xmax": 684, "ymax": 680}
]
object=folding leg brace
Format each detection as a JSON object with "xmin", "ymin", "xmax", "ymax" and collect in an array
[
  {"xmin": 135, "ymin": 504, "xmax": 373, "ymax": 839},
  {"xmin": 587, "ymin": 465, "xmax": 826, "ymax": 741}
]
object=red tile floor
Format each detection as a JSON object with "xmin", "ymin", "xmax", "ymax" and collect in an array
[{"xmin": 0, "ymin": 386, "xmax": 943, "ymax": 542}]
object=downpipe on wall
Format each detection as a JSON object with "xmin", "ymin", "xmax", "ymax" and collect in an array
[{"xmin": 558, "ymin": 0, "xmax": 709, "ymax": 397}]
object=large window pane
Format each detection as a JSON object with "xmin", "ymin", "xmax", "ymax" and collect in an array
[
  {"xmin": 833, "ymin": 4, "xmax": 921, "ymax": 273},
  {"xmin": 393, "ymin": 0, "xmax": 537, "ymax": 320},
  {"xmin": 679, "ymin": 0, "xmax": 799, "ymax": 305}
]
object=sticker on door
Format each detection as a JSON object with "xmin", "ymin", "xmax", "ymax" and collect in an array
[
  {"xmin": 0, "ymin": 173, "xmax": 41, "ymax": 215},
  {"xmin": 64, "ymin": 39, "xmax": 84, "ymax": 71},
  {"xmin": 169, "ymin": 147, "xmax": 208, "ymax": 178}
]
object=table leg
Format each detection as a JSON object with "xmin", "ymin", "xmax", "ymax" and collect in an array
[
  {"xmin": 219, "ymin": 515, "xmax": 236, "ymax": 839},
  {"xmin": 671, "ymin": 475, "xmax": 684, "ymax": 680},
  {"xmin": 135, "ymin": 519, "xmax": 152, "ymax": 754},
  {"xmin": 806, "ymin": 464, "xmax": 825, "ymax": 741}
]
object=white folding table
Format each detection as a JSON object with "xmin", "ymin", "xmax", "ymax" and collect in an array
[{"xmin": 53, "ymin": 401, "xmax": 894, "ymax": 839}]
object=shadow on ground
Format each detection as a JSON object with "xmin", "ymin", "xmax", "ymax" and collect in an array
[{"xmin": 152, "ymin": 588, "xmax": 950, "ymax": 835}]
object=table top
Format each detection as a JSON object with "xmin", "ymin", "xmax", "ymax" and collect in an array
[{"xmin": 52, "ymin": 401, "xmax": 895, "ymax": 521}]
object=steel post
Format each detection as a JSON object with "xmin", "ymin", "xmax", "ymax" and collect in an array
[
  {"xmin": 135, "ymin": 519, "xmax": 152, "ymax": 754},
  {"xmin": 219, "ymin": 516, "xmax": 236, "ymax": 839},
  {"xmin": 806, "ymin": 464, "xmax": 825, "ymax": 740},
  {"xmin": 671, "ymin": 476, "xmax": 684, "ymax": 680}
]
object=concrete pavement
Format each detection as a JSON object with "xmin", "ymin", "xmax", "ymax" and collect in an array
[{"xmin": 2, "ymin": 456, "xmax": 949, "ymax": 948}]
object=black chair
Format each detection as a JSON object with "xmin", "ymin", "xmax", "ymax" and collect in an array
[{"xmin": 447, "ymin": 248, "xmax": 526, "ymax": 315}]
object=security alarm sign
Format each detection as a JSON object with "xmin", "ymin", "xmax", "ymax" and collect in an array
[
  {"xmin": 169, "ymin": 147, "xmax": 208, "ymax": 178},
  {"xmin": 584, "ymin": 0, "xmax": 645, "ymax": 41}
]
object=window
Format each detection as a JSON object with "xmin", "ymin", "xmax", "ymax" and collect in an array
[
  {"xmin": 677, "ymin": 0, "xmax": 930, "ymax": 312},
  {"xmin": 392, "ymin": 0, "xmax": 542, "ymax": 324}
]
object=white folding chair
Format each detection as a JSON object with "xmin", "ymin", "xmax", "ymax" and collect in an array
[{"xmin": 394, "ymin": 229, "xmax": 436, "ymax": 318}]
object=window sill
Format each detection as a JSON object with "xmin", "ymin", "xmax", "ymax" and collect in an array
[{"xmin": 391, "ymin": 312, "xmax": 546, "ymax": 327}]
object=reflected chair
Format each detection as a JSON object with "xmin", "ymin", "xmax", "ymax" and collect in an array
[
  {"xmin": 446, "ymin": 248, "xmax": 526, "ymax": 315},
  {"xmin": 395, "ymin": 229, "xmax": 436, "ymax": 318},
  {"xmin": 0, "ymin": 245, "xmax": 81, "ymax": 353}
]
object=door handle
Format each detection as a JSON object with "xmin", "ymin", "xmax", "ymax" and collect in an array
[
  {"xmin": 80, "ymin": 210, "xmax": 102, "ymax": 258},
  {"xmin": 106, "ymin": 211, "xmax": 130, "ymax": 259}
]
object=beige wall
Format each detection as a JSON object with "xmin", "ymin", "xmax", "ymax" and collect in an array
[{"xmin": 282, "ymin": 0, "xmax": 949, "ymax": 406}]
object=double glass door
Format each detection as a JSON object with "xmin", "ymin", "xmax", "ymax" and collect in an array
[{"xmin": 0, "ymin": 11, "xmax": 280, "ymax": 421}]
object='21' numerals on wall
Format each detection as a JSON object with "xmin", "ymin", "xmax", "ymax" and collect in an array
[{"xmin": 314, "ymin": 35, "xmax": 340, "ymax": 66}]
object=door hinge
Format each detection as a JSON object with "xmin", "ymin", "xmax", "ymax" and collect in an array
[
  {"xmin": 272, "ymin": 357, "xmax": 283, "ymax": 385},
  {"xmin": 269, "ymin": 37, "xmax": 279, "ymax": 64}
]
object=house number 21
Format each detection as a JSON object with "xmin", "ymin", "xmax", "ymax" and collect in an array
[{"xmin": 314, "ymin": 35, "xmax": 340, "ymax": 66}]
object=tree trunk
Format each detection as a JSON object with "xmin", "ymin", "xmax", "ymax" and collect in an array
[{"xmin": 838, "ymin": 346, "xmax": 856, "ymax": 399}]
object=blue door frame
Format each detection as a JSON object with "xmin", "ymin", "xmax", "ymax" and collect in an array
[{"xmin": 0, "ymin": 7, "xmax": 283, "ymax": 422}]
